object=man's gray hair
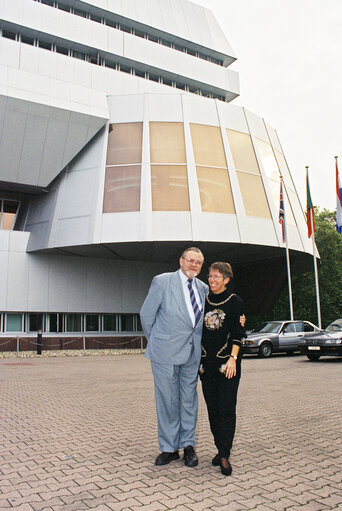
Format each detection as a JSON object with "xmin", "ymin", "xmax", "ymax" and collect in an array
[{"xmin": 181, "ymin": 247, "xmax": 204, "ymax": 260}]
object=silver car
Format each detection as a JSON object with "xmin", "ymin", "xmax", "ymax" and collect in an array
[{"xmin": 242, "ymin": 320, "xmax": 320, "ymax": 358}]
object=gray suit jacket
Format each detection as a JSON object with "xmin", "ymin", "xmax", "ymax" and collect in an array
[{"xmin": 140, "ymin": 270, "xmax": 208, "ymax": 366}]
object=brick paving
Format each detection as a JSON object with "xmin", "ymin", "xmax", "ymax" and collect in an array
[{"xmin": 0, "ymin": 353, "xmax": 341, "ymax": 510}]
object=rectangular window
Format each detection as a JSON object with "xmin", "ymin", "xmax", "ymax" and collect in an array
[
  {"xmin": 161, "ymin": 39, "xmax": 172, "ymax": 48},
  {"xmin": 48, "ymin": 313, "xmax": 58, "ymax": 332},
  {"xmin": 134, "ymin": 29, "xmax": 145, "ymax": 38},
  {"xmin": 74, "ymin": 8, "xmax": 87, "ymax": 18},
  {"xmin": 150, "ymin": 122, "xmax": 186, "ymax": 164},
  {"xmin": 28, "ymin": 313, "xmax": 44, "ymax": 332},
  {"xmin": 57, "ymin": 3, "xmax": 70, "ymax": 13},
  {"xmin": 196, "ymin": 167, "xmax": 235, "ymax": 214},
  {"xmin": 21, "ymin": 35, "xmax": 35, "ymax": 45},
  {"xmin": 151, "ymin": 165, "xmax": 190, "ymax": 211},
  {"xmin": 106, "ymin": 19, "xmax": 118, "ymax": 29},
  {"xmin": 148, "ymin": 34, "xmax": 158, "ymax": 43},
  {"xmin": 1, "ymin": 200, "xmax": 19, "ymax": 230},
  {"xmin": 120, "ymin": 314, "xmax": 134, "ymax": 332},
  {"xmin": 149, "ymin": 73, "xmax": 159, "ymax": 82},
  {"xmin": 137, "ymin": 315, "xmax": 143, "ymax": 331},
  {"xmin": 85, "ymin": 314, "xmax": 99, "ymax": 332},
  {"xmin": 73, "ymin": 50, "xmax": 86, "ymax": 60},
  {"xmin": 162, "ymin": 77, "xmax": 173, "ymax": 87},
  {"xmin": 103, "ymin": 314, "xmax": 118, "ymax": 331},
  {"xmin": 190, "ymin": 124, "xmax": 227, "ymax": 168},
  {"xmin": 120, "ymin": 24, "xmax": 132, "ymax": 34},
  {"xmin": 106, "ymin": 123, "xmax": 143, "ymax": 165},
  {"xmin": 134, "ymin": 69, "xmax": 145, "ymax": 78},
  {"xmin": 254, "ymin": 139, "xmax": 280, "ymax": 180},
  {"xmin": 56, "ymin": 46, "xmax": 69, "ymax": 55},
  {"xmin": 227, "ymin": 129, "xmax": 260, "ymax": 175},
  {"xmin": 65, "ymin": 314, "xmax": 82, "ymax": 332},
  {"xmin": 120, "ymin": 64, "xmax": 131, "ymax": 74},
  {"xmin": 6, "ymin": 314, "xmax": 23, "ymax": 332},
  {"xmin": 2, "ymin": 31, "xmax": 16, "ymax": 40},
  {"xmin": 90, "ymin": 14, "xmax": 102, "ymax": 23},
  {"xmin": 103, "ymin": 166, "xmax": 141, "ymax": 213},
  {"xmin": 38, "ymin": 40, "xmax": 51, "ymax": 50},
  {"xmin": 236, "ymin": 172, "xmax": 271, "ymax": 218}
]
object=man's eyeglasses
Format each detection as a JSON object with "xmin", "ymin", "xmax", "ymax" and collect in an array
[{"xmin": 182, "ymin": 257, "xmax": 203, "ymax": 266}]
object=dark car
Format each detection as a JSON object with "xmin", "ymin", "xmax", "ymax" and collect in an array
[
  {"xmin": 242, "ymin": 320, "xmax": 320, "ymax": 358},
  {"xmin": 298, "ymin": 319, "xmax": 342, "ymax": 360}
]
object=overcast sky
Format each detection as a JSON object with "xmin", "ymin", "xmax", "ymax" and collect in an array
[{"xmin": 194, "ymin": 0, "xmax": 342, "ymax": 211}]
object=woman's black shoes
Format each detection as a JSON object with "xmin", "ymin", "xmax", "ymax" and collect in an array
[
  {"xmin": 212, "ymin": 453, "xmax": 220, "ymax": 466},
  {"xmin": 219, "ymin": 457, "xmax": 232, "ymax": 476}
]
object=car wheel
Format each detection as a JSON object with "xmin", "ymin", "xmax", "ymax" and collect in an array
[
  {"xmin": 307, "ymin": 352, "xmax": 321, "ymax": 361},
  {"xmin": 258, "ymin": 342, "xmax": 272, "ymax": 358}
]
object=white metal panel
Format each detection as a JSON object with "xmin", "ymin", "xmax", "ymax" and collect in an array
[
  {"xmin": 0, "ymin": 38, "xmax": 20, "ymax": 69},
  {"xmin": 101, "ymin": 212, "xmax": 140, "ymax": 242},
  {"xmin": 18, "ymin": 111, "xmax": 49, "ymax": 186},
  {"xmin": 53, "ymin": 216, "xmax": 92, "ymax": 247},
  {"xmin": 108, "ymin": 93, "xmax": 144, "ymax": 123},
  {"xmin": 59, "ymin": 168, "xmax": 98, "ymax": 220},
  {"xmin": 148, "ymin": 93, "xmax": 183, "ymax": 122},
  {"xmin": 27, "ymin": 256, "xmax": 49, "ymax": 312},
  {"xmin": 66, "ymin": 258, "xmax": 87, "ymax": 312},
  {"xmin": 152, "ymin": 212, "xmax": 192, "ymax": 241},
  {"xmin": 243, "ymin": 217, "xmax": 279, "ymax": 246},
  {"xmin": 86, "ymin": 258, "xmax": 106, "ymax": 312},
  {"xmin": 103, "ymin": 259, "xmax": 123, "ymax": 311},
  {"xmin": 6, "ymin": 252, "xmax": 28, "ymax": 311},
  {"xmin": 182, "ymin": 94, "xmax": 219, "ymax": 127},
  {"xmin": 0, "ymin": 251, "xmax": 8, "ymax": 310},
  {"xmin": 244, "ymin": 109, "xmax": 269, "ymax": 142},
  {"xmin": 196, "ymin": 213, "xmax": 240, "ymax": 243},
  {"xmin": 47, "ymin": 255, "xmax": 70, "ymax": 312},
  {"xmin": 217, "ymin": 102, "xmax": 249, "ymax": 133}
]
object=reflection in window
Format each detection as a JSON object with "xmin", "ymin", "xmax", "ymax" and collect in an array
[
  {"xmin": 29, "ymin": 313, "xmax": 43, "ymax": 332},
  {"xmin": 151, "ymin": 165, "xmax": 190, "ymax": 211},
  {"xmin": 196, "ymin": 167, "xmax": 235, "ymax": 214},
  {"xmin": 226, "ymin": 129, "xmax": 260, "ymax": 175},
  {"xmin": 65, "ymin": 314, "xmax": 82, "ymax": 332},
  {"xmin": 106, "ymin": 123, "xmax": 143, "ymax": 165},
  {"xmin": 103, "ymin": 166, "xmax": 141, "ymax": 212},
  {"xmin": 6, "ymin": 313, "xmax": 23, "ymax": 332},
  {"xmin": 150, "ymin": 122, "xmax": 186, "ymax": 164},
  {"xmin": 255, "ymin": 139, "xmax": 280, "ymax": 181},
  {"xmin": 236, "ymin": 172, "xmax": 271, "ymax": 218},
  {"xmin": 48, "ymin": 313, "xmax": 63, "ymax": 332},
  {"xmin": 120, "ymin": 314, "xmax": 134, "ymax": 331},
  {"xmin": 0, "ymin": 200, "xmax": 20, "ymax": 230},
  {"xmin": 103, "ymin": 314, "xmax": 118, "ymax": 331},
  {"xmin": 190, "ymin": 124, "xmax": 227, "ymax": 168},
  {"xmin": 85, "ymin": 314, "xmax": 99, "ymax": 332}
]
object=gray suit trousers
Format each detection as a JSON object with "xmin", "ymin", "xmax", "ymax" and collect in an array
[{"xmin": 151, "ymin": 346, "xmax": 198, "ymax": 452}]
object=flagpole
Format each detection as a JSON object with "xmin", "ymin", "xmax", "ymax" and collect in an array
[
  {"xmin": 281, "ymin": 177, "xmax": 294, "ymax": 319},
  {"xmin": 306, "ymin": 166, "xmax": 322, "ymax": 329}
]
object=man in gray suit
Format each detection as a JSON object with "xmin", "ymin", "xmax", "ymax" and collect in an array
[{"xmin": 140, "ymin": 247, "xmax": 208, "ymax": 467}]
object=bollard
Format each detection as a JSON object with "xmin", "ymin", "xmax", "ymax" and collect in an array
[{"xmin": 37, "ymin": 330, "xmax": 43, "ymax": 355}]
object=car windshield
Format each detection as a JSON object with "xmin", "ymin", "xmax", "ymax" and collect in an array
[
  {"xmin": 252, "ymin": 322, "xmax": 282, "ymax": 334},
  {"xmin": 326, "ymin": 319, "xmax": 342, "ymax": 332}
]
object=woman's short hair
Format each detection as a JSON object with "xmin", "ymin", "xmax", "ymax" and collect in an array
[{"xmin": 208, "ymin": 262, "xmax": 233, "ymax": 280}]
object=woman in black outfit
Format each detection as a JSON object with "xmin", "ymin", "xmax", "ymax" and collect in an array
[{"xmin": 200, "ymin": 262, "xmax": 245, "ymax": 476}]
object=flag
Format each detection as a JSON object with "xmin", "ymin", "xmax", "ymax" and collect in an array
[
  {"xmin": 336, "ymin": 158, "xmax": 342, "ymax": 234},
  {"xmin": 279, "ymin": 181, "xmax": 285, "ymax": 243},
  {"xmin": 306, "ymin": 168, "xmax": 315, "ymax": 238}
]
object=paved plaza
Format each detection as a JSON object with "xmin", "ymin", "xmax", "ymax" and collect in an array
[{"xmin": 0, "ymin": 352, "xmax": 341, "ymax": 511}]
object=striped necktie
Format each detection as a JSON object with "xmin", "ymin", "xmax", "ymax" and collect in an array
[{"xmin": 187, "ymin": 279, "xmax": 202, "ymax": 325}]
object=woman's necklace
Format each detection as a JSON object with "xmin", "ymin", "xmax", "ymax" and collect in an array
[{"xmin": 206, "ymin": 292, "xmax": 235, "ymax": 306}]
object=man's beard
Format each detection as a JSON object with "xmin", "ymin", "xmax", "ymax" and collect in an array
[{"xmin": 185, "ymin": 269, "xmax": 198, "ymax": 279}]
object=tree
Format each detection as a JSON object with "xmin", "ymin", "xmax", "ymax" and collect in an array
[{"xmin": 272, "ymin": 209, "xmax": 342, "ymax": 327}]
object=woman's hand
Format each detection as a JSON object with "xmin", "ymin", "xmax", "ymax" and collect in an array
[{"xmin": 224, "ymin": 358, "xmax": 236, "ymax": 379}]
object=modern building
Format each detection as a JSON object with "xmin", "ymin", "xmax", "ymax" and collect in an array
[{"xmin": 0, "ymin": 0, "xmax": 313, "ymax": 349}]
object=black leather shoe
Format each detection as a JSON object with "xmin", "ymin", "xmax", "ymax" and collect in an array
[
  {"xmin": 155, "ymin": 451, "xmax": 179, "ymax": 466},
  {"xmin": 219, "ymin": 457, "xmax": 232, "ymax": 476},
  {"xmin": 212, "ymin": 453, "xmax": 220, "ymax": 466},
  {"xmin": 183, "ymin": 445, "xmax": 198, "ymax": 467}
]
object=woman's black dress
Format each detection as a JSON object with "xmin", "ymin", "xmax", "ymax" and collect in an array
[{"xmin": 200, "ymin": 288, "xmax": 245, "ymax": 459}]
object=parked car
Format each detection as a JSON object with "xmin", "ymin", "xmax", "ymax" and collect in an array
[
  {"xmin": 298, "ymin": 318, "xmax": 342, "ymax": 360},
  {"xmin": 242, "ymin": 320, "xmax": 320, "ymax": 358}
]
